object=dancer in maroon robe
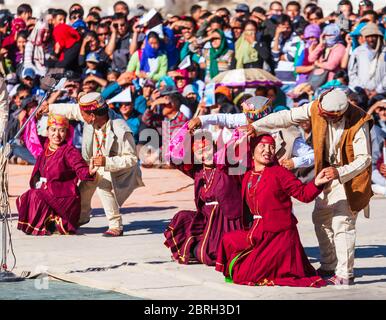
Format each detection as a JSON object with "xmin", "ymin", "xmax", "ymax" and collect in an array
[
  {"xmin": 216, "ymin": 134, "xmax": 331, "ymax": 287},
  {"xmin": 17, "ymin": 114, "xmax": 97, "ymax": 235},
  {"xmin": 164, "ymin": 132, "xmax": 245, "ymax": 266}
]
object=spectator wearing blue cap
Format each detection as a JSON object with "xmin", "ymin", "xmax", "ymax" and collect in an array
[
  {"xmin": 79, "ymin": 31, "xmax": 110, "ymax": 76},
  {"xmin": 235, "ymin": 4, "xmax": 249, "ymax": 19},
  {"xmin": 348, "ymin": 23, "xmax": 386, "ymax": 98},
  {"xmin": 82, "ymin": 52, "xmax": 104, "ymax": 80}
]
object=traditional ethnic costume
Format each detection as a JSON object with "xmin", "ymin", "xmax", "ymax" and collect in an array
[
  {"xmin": 17, "ymin": 114, "xmax": 95, "ymax": 235},
  {"xmin": 251, "ymin": 89, "xmax": 373, "ymax": 285},
  {"xmin": 49, "ymin": 92, "xmax": 144, "ymax": 237},
  {"xmin": 216, "ymin": 135, "xmax": 326, "ymax": 287},
  {"xmin": 164, "ymin": 127, "xmax": 245, "ymax": 266}
]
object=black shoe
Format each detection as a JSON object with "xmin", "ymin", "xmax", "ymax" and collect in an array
[{"xmin": 317, "ymin": 268, "xmax": 335, "ymax": 278}]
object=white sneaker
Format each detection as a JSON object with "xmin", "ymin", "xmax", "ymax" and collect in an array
[{"xmin": 371, "ymin": 184, "xmax": 386, "ymax": 196}]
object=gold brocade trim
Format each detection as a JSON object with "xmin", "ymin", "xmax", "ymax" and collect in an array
[
  {"xmin": 310, "ymin": 277, "xmax": 324, "ymax": 287},
  {"xmin": 199, "ymin": 204, "xmax": 217, "ymax": 264},
  {"xmin": 256, "ymin": 278, "xmax": 275, "ymax": 286},
  {"xmin": 52, "ymin": 216, "xmax": 69, "ymax": 235},
  {"xmin": 168, "ymin": 227, "xmax": 182, "ymax": 257},
  {"xmin": 180, "ymin": 236, "xmax": 195, "ymax": 262},
  {"xmin": 17, "ymin": 221, "xmax": 47, "ymax": 233},
  {"xmin": 248, "ymin": 218, "xmax": 260, "ymax": 246}
]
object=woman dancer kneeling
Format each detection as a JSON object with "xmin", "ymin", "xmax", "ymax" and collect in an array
[
  {"xmin": 216, "ymin": 134, "xmax": 331, "ymax": 287},
  {"xmin": 17, "ymin": 114, "xmax": 97, "ymax": 235},
  {"xmin": 164, "ymin": 130, "xmax": 245, "ymax": 266}
]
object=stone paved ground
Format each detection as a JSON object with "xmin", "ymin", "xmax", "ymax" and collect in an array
[{"xmin": 3, "ymin": 164, "xmax": 386, "ymax": 299}]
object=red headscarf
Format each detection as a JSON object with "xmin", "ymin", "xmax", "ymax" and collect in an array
[
  {"xmin": 250, "ymin": 134, "xmax": 276, "ymax": 151},
  {"xmin": 52, "ymin": 23, "xmax": 81, "ymax": 61}
]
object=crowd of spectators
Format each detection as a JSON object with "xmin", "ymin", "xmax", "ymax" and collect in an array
[{"xmin": 0, "ymin": 1, "xmax": 385, "ymax": 195}]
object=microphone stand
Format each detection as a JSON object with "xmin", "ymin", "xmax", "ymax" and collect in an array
[{"xmin": 0, "ymin": 77, "xmax": 61, "ymax": 282}]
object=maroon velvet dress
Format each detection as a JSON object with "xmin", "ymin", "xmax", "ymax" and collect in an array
[
  {"xmin": 216, "ymin": 165, "xmax": 326, "ymax": 287},
  {"xmin": 17, "ymin": 143, "xmax": 94, "ymax": 235},
  {"xmin": 164, "ymin": 164, "xmax": 245, "ymax": 266}
]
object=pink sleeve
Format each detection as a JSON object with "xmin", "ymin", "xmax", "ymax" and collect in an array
[
  {"xmin": 23, "ymin": 117, "xmax": 43, "ymax": 159},
  {"xmin": 317, "ymin": 45, "xmax": 346, "ymax": 71},
  {"xmin": 308, "ymin": 43, "xmax": 325, "ymax": 63}
]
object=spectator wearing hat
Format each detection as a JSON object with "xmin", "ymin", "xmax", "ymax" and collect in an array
[
  {"xmin": 235, "ymin": 4, "xmax": 250, "ymax": 19},
  {"xmin": 142, "ymin": 88, "xmax": 189, "ymax": 140},
  {"xmin": 48, "ymin": 92, "xmax": 144, "ymax": 236},
  {"xmin": 80, "ymin": 31, "xmax": 111, "ymax": 76},
  {"xmin": 182, "ymin": 84, "xmax": 199, "ymax": 113},
  {"xmin": 9, "ymin": 67, "xmax": 40, "ymax": 98},
  {"xmin": 82, "ymin": 52, "xmax": 104, "ymax": 79},
  {"xmin": 348, "ymin": 23, "xmax": 386, "ymax": 99}
]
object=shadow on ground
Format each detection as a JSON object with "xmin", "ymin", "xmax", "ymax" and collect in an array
[
  {"xmin": 305, "ymin": 245, "xmax": 386, "ymax": 283},
  {"xmin": 90, "ymin": 206, "xmax": 177, "ymax": 217},
  {"xmin": 305, "ymin": 245, "xmax": 386, "ymax": 261},
  {"xmin": 79, "ymin": 219, "xmax": 170, "ymax": 235}
]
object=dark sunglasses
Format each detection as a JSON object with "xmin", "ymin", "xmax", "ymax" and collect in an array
[
  {"xmin": 211, "ymin": 37, "xmax": 221, "ymax": 41},
  {"xmin": 98, "ymin": 32, "xmax": 109, "ymax": 36}
]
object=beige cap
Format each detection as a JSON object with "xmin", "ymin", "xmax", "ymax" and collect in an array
[
  {"xmin": 320, "ymin": 89, "xmax": 349, "ymax": 113},
  {"xmin": 360, "ymin": 23, "xmax": 383, "ymax": 37}
]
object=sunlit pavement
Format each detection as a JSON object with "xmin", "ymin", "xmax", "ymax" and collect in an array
[{"xmin": 3, "ymin": 164, "xmax": 386, "ymax": 299}]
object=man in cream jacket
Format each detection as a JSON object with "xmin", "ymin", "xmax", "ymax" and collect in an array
[{"xmin": 49, "ymin": 92, "xmax": 144, "ymax": 237}]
